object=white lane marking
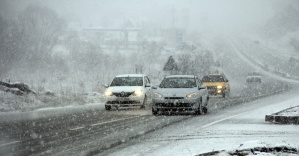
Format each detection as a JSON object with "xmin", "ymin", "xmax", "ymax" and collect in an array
[
  {"xmin": 90, "ymin": 116, "xmax": 139, "ymax": 127},
  {"xmin": 69, "ymin": 126, "xmax": 85, "ymax": 131},
  {"xmin": 202, "ymin": 112, "xmax": 247, "ymax": 128},
  {"xmin": 0, "ymin": 141, "xmax": 21, "ymax": 147}
]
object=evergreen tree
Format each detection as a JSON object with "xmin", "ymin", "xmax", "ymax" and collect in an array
[{"xmin": 163, "ymin": 56, "xmax": 179, "ymax": 74}]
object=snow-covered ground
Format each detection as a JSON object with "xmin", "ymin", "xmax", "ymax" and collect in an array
[
  {"xmin": 0, "ymin": 90, "xmax": 102, "ymax": 112},
  {"xmin": 95, "ymin": 33, "xmax": 299, "ymax": 156},
  {"xmin": 103, "ymin": 89, "xmax": 299, "ymax": 156}
]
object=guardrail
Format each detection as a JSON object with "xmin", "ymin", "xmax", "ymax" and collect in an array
[{"xmin": 230, "ymin": 39, "xmax": 299, "ymax": 81}]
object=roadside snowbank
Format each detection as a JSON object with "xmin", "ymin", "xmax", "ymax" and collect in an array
[
  {"xmin": 200, "ymin": 140, "xmax": 299, "ymax": 156},
  {"xmin": 0, "ymin": 90, "xmax": 102, "ymax": 112}
]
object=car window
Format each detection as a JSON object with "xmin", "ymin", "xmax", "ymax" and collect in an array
[
  {"xmin": 145, "ymin": 76, "xmax": 150, "ymax": 84},
  {"xmin": 110, "ymin": 77, "xmax": 143, "ymax": 86},
  {"xmin": 202, "ymin": 75, "xmax": 225, "ymax": 82},
  {"xmin": 144, "ymin": 77, "xmax": 148, "ymax": 86},
  {"xmin": 159, "ymin": 77, "xmax": 197, "ymax": 88}
]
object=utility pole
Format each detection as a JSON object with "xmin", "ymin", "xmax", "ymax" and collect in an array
[{"xmin": 172, "ymin": 5, "xmax": 175, "ymax": 30}]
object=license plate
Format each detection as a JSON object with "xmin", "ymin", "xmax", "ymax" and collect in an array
[{"xmin": 116, "ymin": 97, "xmax": 130, "ymax": 101}]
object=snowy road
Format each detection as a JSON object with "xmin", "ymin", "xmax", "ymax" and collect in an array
[
  {"xmin": 0, "ymin": 96, "xmax": 276, "ymax": 155},
  {"xmin": 100, "ymin": 37, "xmax": 299, "ymax": 156},
  {"xmin": 101, "ymin": 88, "xmax": 299, "ymax": 156}
]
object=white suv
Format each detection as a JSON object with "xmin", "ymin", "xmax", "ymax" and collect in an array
[{"xmin": 104, "ymin": 74, "xmax": 151, "ymax": 110}]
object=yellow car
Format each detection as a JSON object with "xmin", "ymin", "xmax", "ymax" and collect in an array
[{"xmin": 202, "ymin": 74, "xmax": 230, "ymax": 97}]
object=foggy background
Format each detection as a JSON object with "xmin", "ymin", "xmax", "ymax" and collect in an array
[{"xmin": 1, "ymin": 0, "xmax": 299, "ymax": 94}]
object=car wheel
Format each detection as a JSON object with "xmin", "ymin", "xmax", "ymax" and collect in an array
[
  {"xmin": 222, "ymin": 92, "xmax": 226, "ymax": 98},
  {"xmin": 152, "ymin": 107, "xmax": 158, "ymax": 115},
  {"xmin": 195, "ymin": 102, "xmax": 204, "ymax": 115},
  {"xmin": 203, "ymin": 98, "xmax": 209, "ymax": 114},
  {"xmin": 203, "ymin": 106, "xmax": 208, "ymax": 114},
  {"xmin": 105, "ymin": 105, "xmax": 111, "ymax": 110},
  {"xmin": 206, "ymin": 96, "xmax": 210, "ymax": 106}
]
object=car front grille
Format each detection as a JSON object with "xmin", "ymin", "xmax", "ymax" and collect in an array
[
  {"xmin": 113, "ymin": 92, "xmax": 134, "ymax": 97},
  {"xmin": 164, "ymin": 97, "xmax": 184, "ymax": 99},
  {"xmin": 155, "ymin": 103, "xmax": 193, "ymax": 107},
  {"xmin": 107, "ymin": 101, "xmax": 139, "ymax": 104}
]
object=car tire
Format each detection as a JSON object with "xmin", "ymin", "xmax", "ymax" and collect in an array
[
  {"xmin": 203, "ymin": 98, "xmax": 209, "ymax": 114},
  {"xmin": 152, "ymin": 108, "xmax": 158, "ymax": 115},
  {"xmin": 105, "ymin": 105, "xmax": 111, "ymax": 110},
  {"xmin": 203, "ymin": 106, "xmax": 208, "ymax": 114},
  {"xmin": 195, "ymin": 100, "xmax": 204, "ymax": 115}
]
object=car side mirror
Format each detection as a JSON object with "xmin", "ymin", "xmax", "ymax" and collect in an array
[
  {"xmin": 104, "ymin": 84, "xmax": 109, "ymax": 88},
  {"xmin": 198, "ymin": 86, "xmax": 206, "ymax": 90},
  {"xmin": 151, "ymin": 85, "xmax": 157, "ymax": 89},
  {"xmin": 145, "ymin": 84, "xmax": 151, "ymax": 87}
]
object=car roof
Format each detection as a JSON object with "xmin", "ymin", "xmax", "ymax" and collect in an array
[
  {"xmin": 115, "ymin": 74, "xmax": 145, "ymax": 77},
  {"xmin": 207, "ymin": 74, "xmax": 223, "ymax": 76},
  {"xmin": 166, "ymin": 75, "xmax": 196, "ymax": 78},
  {"xmin": 247, "ymin": 76, "xmax": 261, "ymax": 78}
]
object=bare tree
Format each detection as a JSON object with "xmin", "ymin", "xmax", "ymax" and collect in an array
[
  {"xmin": 178, "ymin": 53, "xmax": 191, "ymax": 75},
  {"xmin": 0, "ymin": 16, "xmax": 14, "ymax": 76},
  {"xmin": 16, "ymin": 5, "xmax": 67, "ymax": 69}
]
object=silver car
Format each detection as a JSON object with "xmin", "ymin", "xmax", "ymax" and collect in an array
[{"xmin": 152, "ymin": 75, "xmax": 209, "ymax": 115}]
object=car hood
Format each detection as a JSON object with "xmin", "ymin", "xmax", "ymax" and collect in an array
[
  {"xmin": 156, "ymin": 88, "xmax": 198, "ymax": 97},
  {"xmin": 107, "ymin": 86, "xmax": 143, "ymax": 92}
]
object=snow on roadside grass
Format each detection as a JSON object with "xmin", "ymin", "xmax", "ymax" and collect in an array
[{"xmin": 0, "ymin": 90, "xmax": 102, "ymax": 112}]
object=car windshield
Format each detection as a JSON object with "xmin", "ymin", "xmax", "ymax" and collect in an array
[
  {"xmin": 202, "ymin": 75, "xmax": 225, "ymax": 82},
  {"xmin": 110, "ymin": 77, "xmax": 143, "ymax": 86},
  {"xmin": 159, "ymin": 77, "xmax": 196, "ymax": 88}
]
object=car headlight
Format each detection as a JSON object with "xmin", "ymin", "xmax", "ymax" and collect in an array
[
  {"xmin": 154, "ymin": 93, "xmax": 163, "ymax": 99},
  {"xmin": 186, "ymin": 93, "xmax": 200, "ymax": 99},
  {"xmin": 104, "ymin": 90, "xmax": 113, "ymax": 96},
  {"xmin": 217, "ymin": 86, "xmax": 222, "ymax": 89},
  {"xmin": 133, "ymin": 90, "xmax": 143, "ymax": 96}
]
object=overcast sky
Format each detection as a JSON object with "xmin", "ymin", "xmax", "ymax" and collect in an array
[{"xmin": 1, "ymin": 0, "xmax": 298, "ymax": 33}]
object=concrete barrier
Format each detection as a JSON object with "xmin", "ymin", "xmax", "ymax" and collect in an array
[{"xmin": 265, "ymin": 106, "xmax": 299, "ymax": 124}]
